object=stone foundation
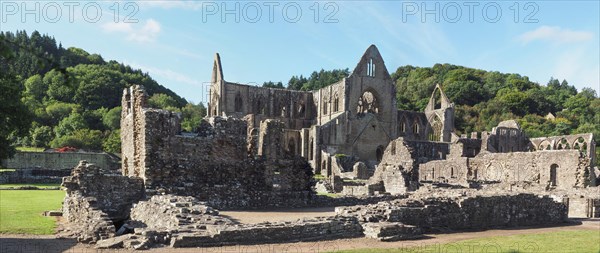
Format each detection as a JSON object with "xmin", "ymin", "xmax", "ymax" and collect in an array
[{"xmin": 336, "ymin": 193, "xmax": 568, "ymax": 232}]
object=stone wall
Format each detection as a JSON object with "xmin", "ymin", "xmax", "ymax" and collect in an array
[
  {"xmin": 367, "ymin": 138, "xmax": 450, "ymax": 195},
  {"xmin": 62, "ymin": 161, "xmax": 144, "ymax": 221},
  {"xmin": 1, "ymin": 151, "xmax": 119, "ymax": 170},
  {"xmin": 336, "ymin": 194, "xmax": 568, "ymax": 232},
  {"xmin": 61, "ymin": 192, "xmax": 116, "ymax": 243},
  {"xmin": 0, "ymin": 168, "xmax": 70, "ymax": 184},
  {"xmin": 419, "ymin": 150, "xmax": 596, "ymax": 190},
  {"xmin": 97, "ymin": 194, "xmax": 364, "ymax": 249}
]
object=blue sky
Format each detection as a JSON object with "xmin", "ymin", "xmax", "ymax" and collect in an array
[{"xmin": 1, "ymin": 1, "xmax": 599, "ymax": 104}]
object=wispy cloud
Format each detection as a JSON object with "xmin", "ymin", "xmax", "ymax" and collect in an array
[
  {"xmin": 126, "ymin": 61, "xmax": 202, "ymax": 87},
  {"xmin": 517, "ymin": 26, "xmax": 593, "ymax": 44},
  {"xmin": 101, "ymin": 19, "xmax": 161, "ymax": 43}
]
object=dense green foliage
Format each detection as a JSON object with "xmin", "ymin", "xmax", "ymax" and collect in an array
[
  {"xmin": 390, "ymin": 64, "xmax": 598, "ymax": 138},
  {"xmin": 0, "ymin": 189, "xmax": 65, "ymax": 234},
  {"xmin": 0, "ymin": 31, "xmax": 205, "ymax": 154},
  {"xmin": 392, "ymin": 64, "xmax": 600, "ymax": 165},
  {"xmin": 286, "ymin": 68, "xmax": 350, "ymax": 90}
]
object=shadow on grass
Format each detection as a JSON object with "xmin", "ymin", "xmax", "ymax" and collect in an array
[{"xmin": 0, "ymin": 237, "xmax": 78, "ymax": 252}]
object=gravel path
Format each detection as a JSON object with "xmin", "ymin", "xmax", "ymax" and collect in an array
[{"xmin": 1, "ymin": 218, "xmax": 597, "ymax": 253}]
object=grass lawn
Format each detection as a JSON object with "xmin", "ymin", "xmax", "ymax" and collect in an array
[
  {"xmin": 0, "ymin": 183, "xmax": 61, "ymax": 189},
  {"xmin": 317, "ymin": 192, "xmax": 341, "ymax": 198},
  {"xmin": 333, "ymin": 230, "xmax": 600, "ymax": 253},
  {"xmin": 0, "ymin": 190, "xmax": 65, "ymax": 234}
]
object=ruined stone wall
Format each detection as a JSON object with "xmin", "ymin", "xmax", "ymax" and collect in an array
[
  {"xmin": 419, "ymin": 158, "xmax": 469, "ymax": 185},
  {"xmin": 122, "ymin": 86, "xmax": 315, "ymax": 209},
  {"xmin": 219, "ymin": 82, "xmax": 316, "ymax": 130},
  {"xmin": 530, "ymin": 133, "xmax": 596, "ymax": 165},
  {"xmin": 397, "ymin": 110, "xmax": 428, "ymax": 141},
  {"xmin": 1, "ymin": 151, "xmax": 119, "ymax": 171},
  {"xmin": 61, "ymin": 161, "xmax": 144, "ymax": 242},
  {"xmin": 368, "ymin": 138, "xmax": 450, "ymax": 194},
  {"xmin": 487, "ymin": 120, "xmax": 531, "ymax": 153},
  {"xmin": 316, "ymin": 79, "xmax": 346, "ymax": 124},
  {"xmin": 336, "ymin": 194, "xmax": 568, "ymax": 232},
  {"xmin": 62, "ymin": 161, "xmax": 144, "ymax": 220},
  {"xmin": 62, "ymin": 192, "xmax": 116, "ymax": 243},
  {"xmin": 419, "ymin": 150, "xmax": 595, "ymax": 189},
  {"xmin": 448, "ymin": 138, "xmax": 482, "ymax": 159}
]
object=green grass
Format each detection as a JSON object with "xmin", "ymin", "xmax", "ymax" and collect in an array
[
  {"xmin": 0, "ymin": 183, "xmax": 61, "ymax": 189},
  {"xmin": 317, "ymin": 192, "xmax": 340, "ymax": 198},
  {"xmin": 0, "ymin": 190, "xmax": 65, "ymax": 234},
  {"xmin": 332, "ymin": 230, "xmax": 600, "ymax": 253},
  {"xmin": 15, "ymin": 146, "xmax": 45, "ymax": 152},
  {"xmin": 314, "ymin": 174, "xmax": 326, "ymax": 180},
  {"xmin": 0, "ymin": 168, "xmax": 15, "ymax": 172}
]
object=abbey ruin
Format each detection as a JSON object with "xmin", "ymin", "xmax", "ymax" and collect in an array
[{"xmin": 60, "ymin": 45, "xmax": 600, "ymax": 249}]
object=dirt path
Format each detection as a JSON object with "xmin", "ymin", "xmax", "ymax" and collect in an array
[
  {"xmin": 220, "ymin": 207, "xmax": 336, "ymax": 224},
  {"xmin": 1, "ymin": 219, "xmax": 598, "ymax": 252}
]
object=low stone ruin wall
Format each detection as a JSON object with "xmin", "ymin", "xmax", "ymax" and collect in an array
[
  {"xmin": 61, "ymin": 192, "xmax": 116, "ymax": 242},
  {"xmin": 170, "ymin": 216, "xmax": 363, "ymax": 248},
  {"xmin": 61, "ymin": 161, "xmax": 144, "ymax": 242},
  {"xmin": 336, "ymin": 194, "xmax": 568, "ymax": 232},
  {"xmin": 2, "ymin": 151, "xmax": 119, "ymax": 171},
  {"xmin": 0, "ymin": 168, "xmax": 71, "ymax": 184},
  {"xmin": 96, "ymin": 194, "xmax": 364, "ymax": 249}
]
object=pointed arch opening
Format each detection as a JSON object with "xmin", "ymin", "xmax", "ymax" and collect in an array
[
  {"xmin": 333, "ymin": 93, "xmax": 340, "ymax": 113},
  {"xmin": 357, "ymin": 90, "xmax": 380, "ymax": 114},
  {"xmin": 413, "ymin": 120, "xmax": 421, "ymax": 139},
  {"xmin": 428, "ymin": 115, "xmax": 443, "ymax": 142},
  {"xmin": 398, "ymin": 117, "xmax": 406, "ymax": 136}
]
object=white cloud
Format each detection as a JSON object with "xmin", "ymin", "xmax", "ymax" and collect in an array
[
  {"xmin": 518, "ymin": 26, "xmax": 593, "ymax": 44},
  {"xmin": 101, "ymin": 19, "xmax": 161, "ymax": 43}
]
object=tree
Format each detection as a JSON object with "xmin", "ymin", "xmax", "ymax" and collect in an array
[
  {"xmin": 51, "ymin": 128, "xmax": 103, "ymax": 150},
  {"xmin": 23, "ymin": 74, "xmax": 47, "ymax": 101},
  {"xmin": 54, "ymin": 112, "xmax": 87, "ymax": 139},
  {"xmin": 102, "ymin": 106, "xmax": 121, "ymax": 130},
  {"xmin": 102, "ymin": 130, "xmax": 121, "ymax": 154},
  {"xmin": 0, "ymin": 34, "xmax": 32, "ymax": 159},
  {"xmin": 29, "ymin": 124, "xmax": 53, "ymax": 147},
  {"xmin": 287, "ymin": 75, "xmax": 307, "ymax": 90},
  {"xmin": 262, "ymin": 81, "xmax": 284, "ymax": 88},
  {"xmin": 181, "ymin": 102, "xmax": 206, "ymax": 132},
  {"xmin": 45, "ymin": 102, "xmax": 78, "ymax": 125},
  {"xmin": 44, "ymin": 69, "xmax": 73, "ymax": 102},
  {"xmin": 147, "ymin": 93, "xmax": 179, "ymax": 110}
]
